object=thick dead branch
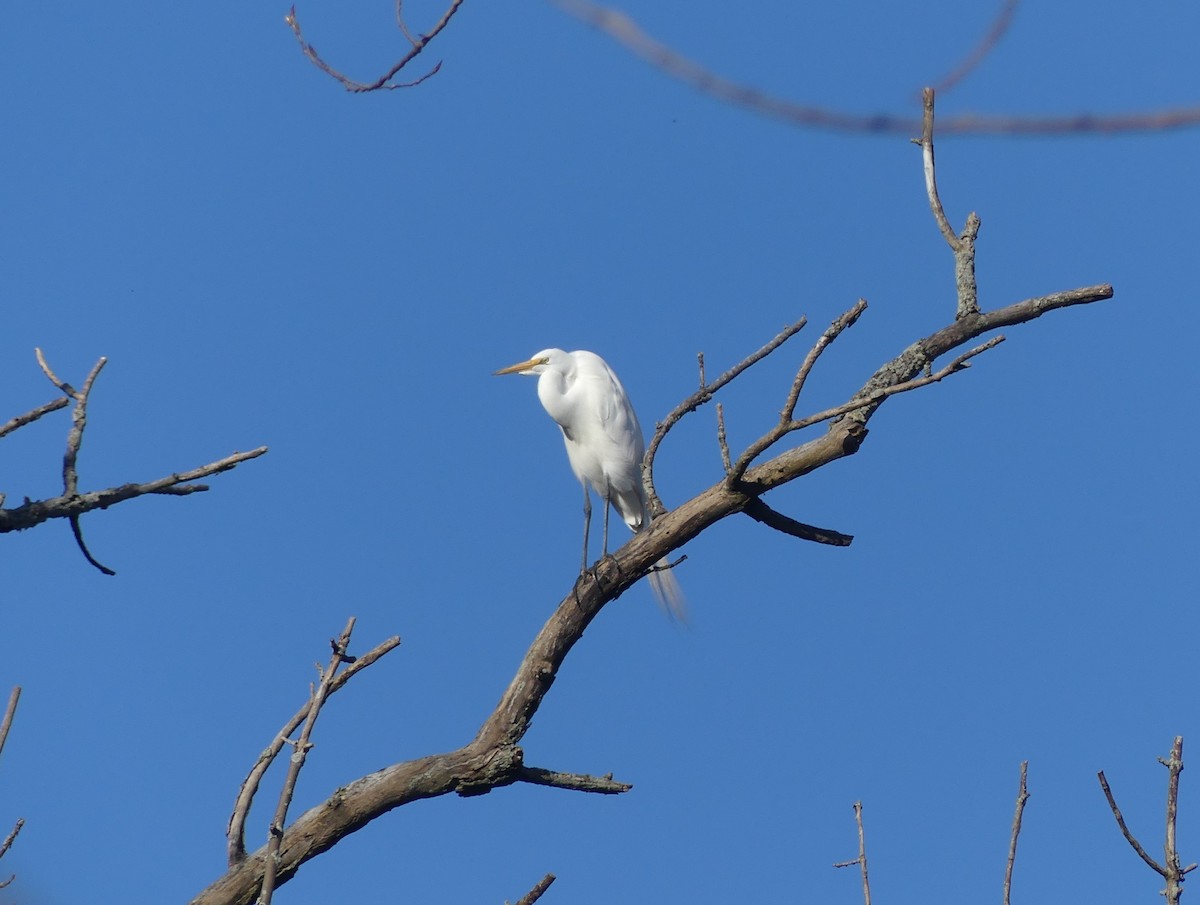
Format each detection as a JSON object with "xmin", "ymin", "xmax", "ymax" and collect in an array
[
  {"xmin": 517, "ymin": 766, "xmax": 632, "ymax": 794},
  {"xmin": 286, "ymin": 0, "xmax": 463, "ymax": 91},
  {"xmin": 550, "ymin": 0, "xmax": 1200, "ymax": 136},
  {"xmin": 190, "ymin": 274, "xmax": 1113, "ymax": 905}
]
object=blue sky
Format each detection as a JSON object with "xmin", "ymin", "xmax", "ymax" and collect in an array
[{"xmin": 2, "ymin": 2, "xmax": 1198, "ymax": 902}]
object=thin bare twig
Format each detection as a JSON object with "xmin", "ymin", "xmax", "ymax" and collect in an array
[
  {"xmin": 0, "ymin": 396, "xmax": 70, "ymax": 440},
  {"xmin": 0, "ymin": 688, "xmax": 20, "ymax": 761},
  {"xmin": 512, "ymin": 873, "xmax": 556, "ymax": 905},
  {"xmin": 228, "ymin": 633, "xmax": 401, "ymax": 865},
  {"xmin": 782, "ymin": 300, "xmax": 868, "ymax": 422},
  {"xmin": 1003, "ymin": 761, "xmax": 1029, "ymax": 905},
  {"xmin": 550, "ymin": 0, "xmax": 1200, "ymax": 136},
  {"xmin": 258, "ymin": 619, "xmax": 360, "ymax": 905},
  {"xmin": 715, "ymin": 402, "xmax": 731, "ymax": 473},
  {"xmin": 729, "ymin": 332, "xmax": 1005, "ymax": 484},
  {"xmin": 832, "ymin": 801, "xmax": 871, "ymax": 905},
  {"xmin": 919, "ymin": 89, "xmax": 960, "ymax": 251},
  {"xmin": 0, "ymin": 820, "xmax": 22, "ymax": 863},
  {"xmin": 1098, "ymin": 771, "xmax": 1165, "ymax": 874},
  {"xmin": 928, "ymin": 0, "xmax": 1020, "ymax": 95},
  {"xmin": 517, "ymin": 766, "xmax": 631, "ymax": 794},
  {"xmin": 644, "ymin": 316, "xmax": 807, "ymax": 512},
  {"xmin": 286, "ymin": 0, "xmax": 462, "ymax": 92}
]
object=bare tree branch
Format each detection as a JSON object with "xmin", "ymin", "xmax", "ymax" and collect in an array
[
  {"xmin": 0, "ymin": 688, "xmax": 19, "ymax": 762},
  {"xmin": 549, "ymin": 0, "xmax": 1200, "ymax": 136},
  {"xmin": 928, "ymin": 0, "xmax": 1020, "ymax": 95},
  {"xmin": 644, "ymin": 315, "xmax": 808, "ymax": 514},
  {"xmin": 511, "ymin": 873, "xmax": 556, "ymax": 905},
  {"xmin": 832, "ymin": 801, "xmax": 871, "ymax": 905},
  {"xmin": 227, "ymin": 633, "xmax": 401, "ymax": 865},
  {"xmin": 1098, "ymin": 770, "xmax": 1165, "ymax": 874},
  {"xmin": 516, "ymin": 766, "xmax": 632, "ymax": 794},
  {"xmin": 286, "ymin": 0, "xmax": 463, "ymax": 92},
  {"xmin": 0, "ymin": 396, "xmax": 69, "ymax": 440},
  {"xmin": 742, "ymin": 499, "xmax": 852, "ymax": 546},
  {"xmin": 0, "ymin": 447, "xmax": 269, "ymax": 535},
  {"xmin": 1004, "ymin": 761, "xmax": 1029, "ymax": 905}
]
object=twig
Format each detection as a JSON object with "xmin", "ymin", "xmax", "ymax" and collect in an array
[
  {"xmin": 0, "ymin": 396, "xmax": 70, "ymax": 440},
  {"xmin": 227, "ymin": 632, "xmax": 401, "ymax": 865},
  {"xmin": 0, "ymin": 688, "xmax": 20, "ymax": 761},
  {"xmin": 715, "ymin": 402, "xmax": 731, "ymax": 473},
  {"xmin": 832, "ymin": 801, "xmax": 871, "ymax": 905},
  {"xmin": 928, "ymin": 0, "xmax": 1020, "ymax": 95},
  {"xmin": 512, "ymin": 873, "xmax": 556, "ymax": 905},
  {"xmin": 742, "ymin": 498, "xmax": 852, "ymax": 546},
  {"xmin": 550, "ymin": 0, "xmax": 1200, "ymax": 136},
  {"xmin": 1003, "ymin": 761, "xmax": 1029, "ymax": 905},
  {"xmin": 286, "ymin": 0, "xmax": 462, "ymax": 92},
  {"xmin": 918, "ymin": 89, "xmax": 981, "ymax": 318},
  {"xmin": 1098, "ymin": 770, "xmax": 1165, "ymax": 873},
  {"xmin": 258, "ymin": 619, "xmax": 360, "ymax": 905},
  {"xmin": 782, "ymin": 300, "xmax": 867, "ymax": 422},
  {"xmin": 644, "ymin": 316, "xmax": 807, "ymax": 511},
  {"xmin": 729, "ymin": 332, "xmax": 1005, "ymax": 484},
  {"xmin": 0, "ymin": 820, "xmax": 22, "ymax": 862}
]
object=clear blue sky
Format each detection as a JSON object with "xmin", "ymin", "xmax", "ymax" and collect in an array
[{"xmin": 2, "ymin": 2, "xmax": 1198, "ymax": 902}]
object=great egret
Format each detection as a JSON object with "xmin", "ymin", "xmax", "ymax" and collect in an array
[{"xmin": 495, "ymin": 348, "xmax": 685, "ymax": 618}]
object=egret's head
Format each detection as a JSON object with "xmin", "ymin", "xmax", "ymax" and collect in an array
[{"xmin": 493, "ymin": 349, "xmax": 559, "ymax": 377}]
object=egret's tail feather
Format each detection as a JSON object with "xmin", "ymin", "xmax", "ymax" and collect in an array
[{"xmin": 648, "ymin": 560, "xmax": 687, "ymax": 622}]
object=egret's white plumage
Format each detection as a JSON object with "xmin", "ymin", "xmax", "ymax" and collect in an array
[{"xmin": 495, "ymin": 348, "xmax": 685, "ymax": 618}]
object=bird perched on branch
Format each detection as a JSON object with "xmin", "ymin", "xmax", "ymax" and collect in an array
[{"xmin": 495, "ymin": 348, "xmax": 685, "ymax": 619}]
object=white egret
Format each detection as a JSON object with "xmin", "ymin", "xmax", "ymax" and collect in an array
[{"xmin": 495, "ymin": 349, "xmax": 685, "ymax": 618}]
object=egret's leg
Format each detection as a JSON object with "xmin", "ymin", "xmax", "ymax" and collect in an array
[
  {"xmin": 580, "ymin": 484, "xmax": 592, "ymax": 574},
  {"xmin": 602, "ymin": 491, "xmax": 611, "ymax": 559}
]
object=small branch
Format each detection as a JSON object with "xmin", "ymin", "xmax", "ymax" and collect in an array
[
  {"xmin": 928, "ymin": 0, "xmax": 1020, "ymax": 95},
  {"xmin": 644, "ymin": 316, "xmax": 807, "ymax": 512},
  {"xmin": 1098, "ymin": 770, "xmax": 1164, "ymax": 874},
  {"xmin": 258, "ymin": 619, "xmax": 359, "ymax": 905},
  {"xmin": 919, "ymin": 90, "xmax": 960, "ymax": 251},
  {"xmin": 0, "ymin": 820, "xmax": 22, "ymax": 862},
  {"xmin": 742, "ymin": 498, "xmax": 852, "ymax": 546},
  {"xmin": 0, "ymin": 396, "xmax": 70, "ymax": 440},
  {"xmin": 70, "ymin": 515, "xmax": 115, "ymax": 575},
  {"xmin": 782, "ymin": 300, "xmax": 867, "ymax": 421},
  {"xmin": 517, "ymin": 766, "xmax": 632, "ymax": 795},
  {"xmin": 729, "ymin": 331, "xmax": 1004, "ymax": 484},
  {"xmin": 286, "ymin": 0, "xmax": 463, "ymax": 92},
  {"xmin": 1003, "ymin": 761, "xmax": 1029, "ymax": 905},
  {"xmin": 512, "ymin": 873, "xmax": 556, "ymax": 905},
  {"xmin": 550, "ymin": 0, "xmax": 1200, "ymax": 136},
  {"xmin": 716, "ymin": 402, "xmax": 731, "ymax": 473},
  {"xmin": 228, "ymin": 632, "xmax": 401, "ymax": 865},
  {"xmin": 832, "ymin": 801, "xmax": 871, "ymax": 905},
  {"xmin": 1161, "ymin": 736, "xmax": 1186, "ymax": 905},
  {"xmin": 0, "ymin": 688, "xmax": 20, "ymax": 761}
]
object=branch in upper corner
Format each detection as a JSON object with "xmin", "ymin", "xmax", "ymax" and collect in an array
[
  {"xmin": 742, "ymin": 498, "xmax": 852, "ymax": 546},
  {"xmin": 1003, "ymin": 761, "xmax": 1029, "ymax": 905},
  {"xmin": 927, "ymin": 0, "xmax": 1020, "ymax": 95},
  {"xmin": 512, "ymin": 873, "xmax": 556, "ymax": 905},
  {"xmin": 517, "ymin": 765, "xmax": 632, "ymax": 795},
  {"xmin": 549, "ymin": 0, "xmax": 1200, "ymax": 136},
  {"xmin": 286, "ymin": 0, "xmax": 463, "ymax": 92}
]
